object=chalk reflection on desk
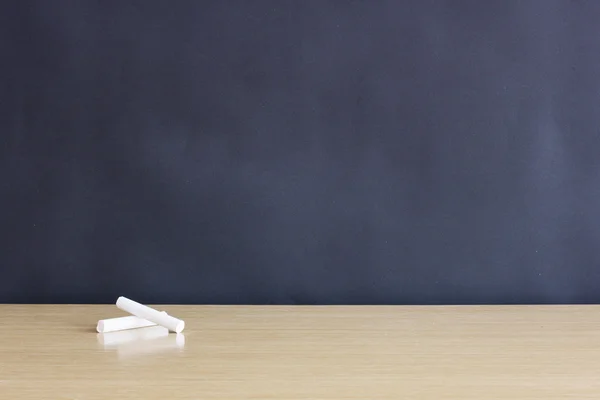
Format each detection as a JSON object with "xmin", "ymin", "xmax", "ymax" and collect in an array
[{"xmin": 97, "ymin": 326, "xmax": 185, "ymax": 359}]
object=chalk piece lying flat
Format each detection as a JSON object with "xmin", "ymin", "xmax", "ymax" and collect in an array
[
  {"xmin": 98, "ymin": 325, "xmax": 170, "ymax": 347},
  {"xmin": 116, "ymin": 296, "xmax": 185, "ymax": 333},
  {"xmin": 96, "ymin": 312, "xmax": 168, "ymax": 333}
]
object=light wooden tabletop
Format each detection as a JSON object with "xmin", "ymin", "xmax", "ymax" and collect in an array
[{"xmin": 1, "ymin": 304, "xmax": 599, "ymax": 399}]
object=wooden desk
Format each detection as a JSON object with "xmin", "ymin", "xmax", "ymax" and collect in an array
[{"xmin": 1, "ymin": 305, "xmax": 599, "ymax": 398}]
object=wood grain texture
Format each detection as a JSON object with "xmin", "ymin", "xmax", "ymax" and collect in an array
[{"xmin": 1, "ymin": 304, "xmax": 600, "ymax": 399}]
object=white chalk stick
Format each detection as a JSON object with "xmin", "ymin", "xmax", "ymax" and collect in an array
[
  {"xmin": 116, "ymin": 296, "xmax": 185, "ymax": 333},
  {"xmin": 96, "ymin": 312, "xmax": 167, "ymax": 333},
  {"xmin": 98, "ymin": 325, "xmax": 170, "ymax": 347}
]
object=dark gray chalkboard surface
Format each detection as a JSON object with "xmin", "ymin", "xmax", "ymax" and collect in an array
[{"xmin": 2, "ymin": 1, "xmax": 600, "ymax": 304}]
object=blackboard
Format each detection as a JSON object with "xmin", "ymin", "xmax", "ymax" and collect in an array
[{"xmin": 2, "ymin": 1, "xmax": 600, "ymax": 304}]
